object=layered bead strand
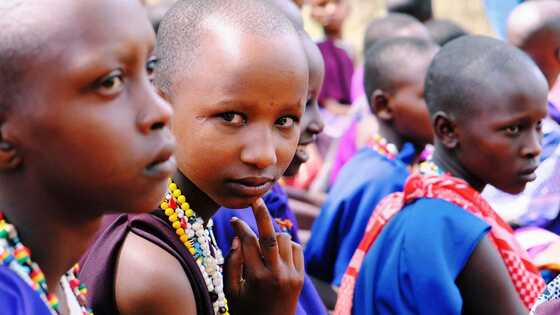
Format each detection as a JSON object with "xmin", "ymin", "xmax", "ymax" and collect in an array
[
  {"xmin": 367, "ymin": 134, "xmax": 399, "ymax": 160},
  {"xmin": 0, "ymin": 213, "xmax": 93, "ymax": 315},
  {"xmin": 161, "ymin": 179, "xmax": 229, "ymax": 315}
]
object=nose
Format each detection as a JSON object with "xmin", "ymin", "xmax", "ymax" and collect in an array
[
  {"xmin": 240, "ymin": 125, "xmax": 278, "ymax": 170},
  {"xmin": 307, "ymin": 102, "xmax": 325, "ymax": 135},
  {"xmin": 137, "ymin": 83, "xmax": 173, "ymax": 134},
  {"xmin": 521, "ymin": 129, "xmax": 542, "ymax": 160}
]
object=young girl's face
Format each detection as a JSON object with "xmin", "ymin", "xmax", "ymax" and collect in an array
[
  {"xmin": 284, "ymin": 37, "xmax": 325, "ymax": 177},
  {"xmin": 8, "ymin": 0, "xmax": 175, "ymax": 214},
  {"xmin": 169, "ymin": 29, "xmax": 308, "ymax": 209}
]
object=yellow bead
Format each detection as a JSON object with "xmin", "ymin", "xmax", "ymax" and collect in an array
[
  {"xmin": 186, "ymin": 209, "xmax": 194, "ymax": 217},
  {"xmin": 181, "ymin": 203, "xmax": 191, "ymax": 211},
  {"xmin": 172, "ymin": 189, "xmax": 181, "ymax": 198},
  {"xmin": 160, "ymin": 202, "xmax": 168, "ymax": 210},
  {"xmin": 180, "ymin": 235, "xmax": 189, "ymax": 243},
  {"xmin": 177, "ymin": 195, "xmax": 186, "ymax": 204},
  {"xmin": 188, "ymin": 246, "xmax": 196, "ymax": 255},
  {"xmin": 172, "ymin": 221, "xmax": 181, "ymax": 229},
  {"xmin": 176, "ymin": 228, "xmax": 185, "ymax": 236},
  {"xmin": 164, "ymin": 208, "xmax": 174, "ymax": 216},
  {"xmin": 168, "ymin": 183, "xmax": 177, "ymax": 191},
  {"xmin": 169, "ymin": 214, "xmax": 178, "ymax": 222}
]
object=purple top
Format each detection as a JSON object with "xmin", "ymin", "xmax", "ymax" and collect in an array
[
  {"xmin": 79, "ymin": 212, "xmax": 214, "ymax": 315},
  {"xmin": 329, "ymin": 120, "xmax": 359, "ymax": 187},
  {"xmin": 212, "ymin": 183, "xmax": 328, "ymax": 315},
  {"xmin": 350, "ymin": 65, "xmax": 365, "ymax": 103},
  {"xmin": 0, "ymin": 266, "xmax": 51, "ymax": 315},
  {"xmin": 317, "ymin": 39, "xmax": 354, "ymax": 106}
]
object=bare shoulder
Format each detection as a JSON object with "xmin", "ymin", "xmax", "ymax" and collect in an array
[
  {"xmin": 457, "ymin": 235, "xmax": 527, "ymax": 315},
  {"xmin": 115, "ymin": 232, "xmax": 198, "ymax": 315}
]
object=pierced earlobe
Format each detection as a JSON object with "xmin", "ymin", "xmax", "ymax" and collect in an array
[{"xmin": 433, "ymin": 112, "xmax": 459, "ymax": 149}]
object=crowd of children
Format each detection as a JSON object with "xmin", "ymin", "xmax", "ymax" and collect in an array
[{"xmin": 3, "ymin": 0, "xmax": 560, "ymax": 314}]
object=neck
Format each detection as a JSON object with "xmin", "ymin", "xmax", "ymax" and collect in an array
[
  {"xmin": 378, "ymin": 122, "xmax": 403, "ymax": 151},
  {"xmin": 0, "ymin": 187, "xmax": 101, "ymax": 292},
  {"xmin": 172, "ymin": 171, "xmax": 219, "ymax": 223},
  {"xmin": 431, "ymin": 144, "xmax": 486, "ymax": 192}
]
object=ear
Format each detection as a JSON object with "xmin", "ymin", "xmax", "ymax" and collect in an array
[
  {"xmin": 371, "ymin": 90, "xmax": 393, "ymax": 122},
  {"xmin": 433, "ymin": 111, "xmax": 459, "ymax": 149},
  {"xmin": 0, "ymin": 123, "xmax": 21, "ymax": 172}
]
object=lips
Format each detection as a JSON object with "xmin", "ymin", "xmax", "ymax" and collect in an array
[
  {"xmin": 144, "ymin": 139, "xmax": 176, "ymax": 179},
  {"xmin": 225, "ymin": 176, "xmax": 274, "ymax": 198},
  {"xmin": 518, "ymin": 165, "xmax": 538, "ymax": 182}
]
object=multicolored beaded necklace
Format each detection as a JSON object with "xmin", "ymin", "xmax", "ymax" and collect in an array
[
  {"xmin": 417, "ymin": 160, "xmax": 446, "ymax": 176},
  {"xmin": 160, "ymin": 179, "xmax": 229, "ymax": 315},
  {"xmin": 0, "ymin": 213, "xmax": 93, "ymax": 315},
  {"xmin": 366, "ymin": 134, "xmax": 399, "ymax": 160}
]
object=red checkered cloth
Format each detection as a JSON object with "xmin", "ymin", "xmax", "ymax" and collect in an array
[{"xmin": 334, "ymin": 173, "xmax": 545, "ymax": 315}]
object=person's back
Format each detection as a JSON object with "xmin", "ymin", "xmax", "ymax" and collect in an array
[
  {"xmin": 305, "ymin": 37, "xmax": 439, "ymax": 288},
  {"xmin": 335, "ymin": 35, "xmax": 548, "ymax": 315}
]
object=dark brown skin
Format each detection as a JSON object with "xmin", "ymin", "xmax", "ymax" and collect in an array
[
  {"xmin": 115, "ymin": 15, "xmax": 309, "ymax": 315},
  {"xmin": 284, "ymin": 34, "xmax": 325, "ymax": 177},
  {"xmin": 0, "ymin": 0, "xmax": 175, "ymax": 313},
  {"xmin": 431, "ymin": 62, "xmax": 548, "ymax": 314},
  {"xmin": 372, "ymin": 48, "xmax": 437, "ymax": 152}
]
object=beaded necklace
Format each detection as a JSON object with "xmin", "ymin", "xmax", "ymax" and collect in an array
[
  {"xmin": 366, "ymin": 134, "xmax": 398, "ymax": 160},
  {"xmin": 0, "ymin": 213, "xmax": 93, "ymax": 315},
  {"xmin": 160, "ymin": 179, "xmax": 229, "ymax": 315},
  {"xmin": 417, "ymin": 160, "xmax": 445, "ymax": 176}
]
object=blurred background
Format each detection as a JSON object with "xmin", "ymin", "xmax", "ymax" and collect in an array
[{"xmin": 303, "ymin": 0, "xmax": 494, "ymax": 59}]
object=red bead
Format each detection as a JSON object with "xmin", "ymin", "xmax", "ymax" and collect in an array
[
  {"xmin": 181, "ymin": 218, "xmax": 187, "ymax": 228},
  {"xmin": 70, "ymin": 278, "xmax": 80, "ymax": 289},
  {"xmin": 169, "ymin": 197, "xmax": 176, "ymax": 209}
]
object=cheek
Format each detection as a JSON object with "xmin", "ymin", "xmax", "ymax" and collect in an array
[{"xmin": 275, "ymin": 129, "xmax": 300, "ymax": 167}]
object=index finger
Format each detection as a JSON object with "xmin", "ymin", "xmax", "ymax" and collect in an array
[{"xmin": 251, "ymin": 198, "xmax": 279, "ymax": 266}]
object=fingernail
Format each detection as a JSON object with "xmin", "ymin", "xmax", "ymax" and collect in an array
[
  {"xmin": 230, "ymin": 217, "xmax": 239, "ymax": 223},
  {"xmin": 232, "ymin": 237, "xmax": 240, "ymax": 250}
]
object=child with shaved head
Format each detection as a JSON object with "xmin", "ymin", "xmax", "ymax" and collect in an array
[
  {"xmin": 80, "ymin": 1, "xmax": 309, "ymax": 315},
  {"xmin": 336, "ymin": 36, "xmax": 547, "ymax": 315},
  {"xmin": 331, "ymin": 13, "xmax": 432, "ymax": 187},
  {"xmin": 0, "ymin": 0, "xmax": 176, "ymax": 313},
  {"xmin": 306, "ymin": 37, "xmax": 438, "ymax": 293}
]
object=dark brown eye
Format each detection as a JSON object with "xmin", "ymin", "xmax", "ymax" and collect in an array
[
  {"xmin": 276, "ymin": 116, "xmax": 297, "ymax": 129},
  {"xmin": 97, "ymin": 70, "xmax": 124, "ymax": 96},
  {"xmin": 146, "ymin": 57, "xmax": 158, "ymax": 81},
  {"xmin": 220, "ymin": 112, "xmax": 245, "ymax": 125}
]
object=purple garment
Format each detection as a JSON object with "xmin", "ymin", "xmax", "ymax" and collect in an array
[
  {"xmin": 212, "ymin": 183, "xmax": 328, "ymax": 315},
  {"xmin": 317, "ymin": 39, "xmax": 354, "ymax": 105},
  {"xmin": 548, "ymin": 101, "xmax": 560, "ymax": 125},
  {"xmin": 0, "ymin": 266, "xmax": 51, "ymax": 315},
  {"xmin": 329, "ymin": 120, "xmax": 359, "ymax": 187},
  {"xmin": 350, "ymin": 65, "xmax": 365, "ymax": 103},
  {"xmin": 79, "ymin": 212, "xmax": 214, "ymax": 315}
]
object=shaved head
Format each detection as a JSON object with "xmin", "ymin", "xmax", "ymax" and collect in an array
[
  {"xmin": 507, "ymin": 0, "xmax": 560, "ymax": 86},
  {"xmin": 363, "ymin": 13, "xmax": 431, "ymax": 54},
  {"xmin": 425, "ymin": 19, "xmax": 467, "ymax": 46},
  {"xmin": 425, "ymin": 35, "xmax": 548, "ymax": 118},
  {"xmin": 364, "ymin": 37, "xmax": 438, "ymax": 105},
  {"xmin": 266, "ymin": 0, "xmax": 304, "ymax": 30},
  {"xmin": 386, "ymin": 0, "xmax": 432, "ymax": 22},
  {"xmin": 508, "ymin": 0, "xmax": 560, "ymax": 47},
  {"xmin": 155, "ymin": 0, "xmax": 299, "ymax": 96}
]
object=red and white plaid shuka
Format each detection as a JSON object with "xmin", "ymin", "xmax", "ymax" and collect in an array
[{"xmin": 334, "ymin": 173, "xmax": 545, "ymax": 315}]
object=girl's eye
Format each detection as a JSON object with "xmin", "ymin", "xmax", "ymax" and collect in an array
[
  {"xmin": 536, "ymin": 120, "xmax": 543, "ymax": 133},
  {"xmin": 276, "ymin": 116, "xmax": 297, "ymax": 129},
  {"xmin": 220, "ymin": 112, "xmax": 246, "ymax": 125},
  {"xmin": 96, "ymin": 70, "xmax": 124, "ymax": 96},
  {"xmin": 505, "ymin": 125, "xmax": 521, "ymax": 136},
  {"xmin": 146, "ymin": 57, "xmax": 158, "ymax": 81}
]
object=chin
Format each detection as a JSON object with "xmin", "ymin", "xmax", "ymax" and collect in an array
[{"xmin": 497, "ymin": 183, "xmax": 527, "ymax": 195}]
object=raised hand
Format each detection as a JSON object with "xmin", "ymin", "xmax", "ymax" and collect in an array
[{"xmin": 225, "ymin": 198, "xmax": 305, "ymax": 315}]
